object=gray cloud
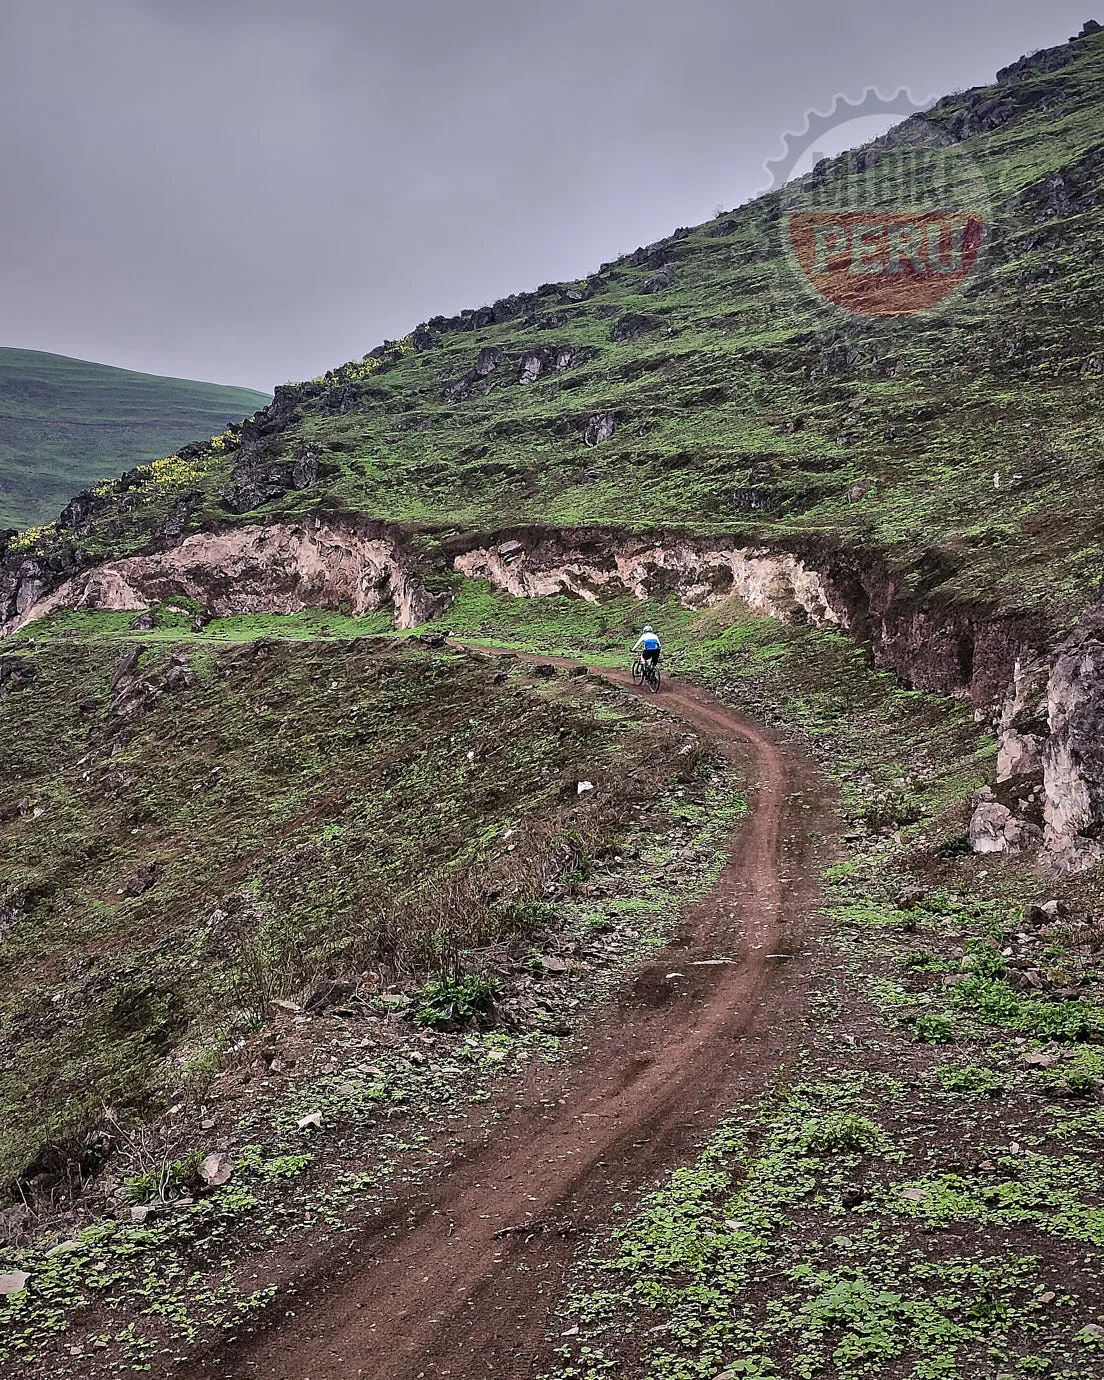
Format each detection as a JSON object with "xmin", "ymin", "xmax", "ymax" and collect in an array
[{"xmin": 0, "ymin": 0, "xmax": 1094, "ymax": 390}]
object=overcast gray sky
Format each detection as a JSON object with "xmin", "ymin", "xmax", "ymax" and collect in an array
[{"xmin": 0, "ymin": 0, "xmax": 1095, "ymax": 391}]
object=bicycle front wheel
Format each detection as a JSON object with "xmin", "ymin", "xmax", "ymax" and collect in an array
[{"xmin": 631, "ymin": 660, "xmax": 644, "ymax": 685}]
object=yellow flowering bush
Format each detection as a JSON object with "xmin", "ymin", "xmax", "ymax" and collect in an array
[
  {"xmin": 139, "ymin": 453, "xmax": 206, "ymax": 495},
  {"xmin": 8, "ymin": 523, "xmax": 56, "ymax": 554},
  {"xmin": 207, "ymin": 428, "xmax": 236, "ymax": 455},
  {"xmin": 311, "ymin": 335, "xmax": 413, "ymax": 387}
]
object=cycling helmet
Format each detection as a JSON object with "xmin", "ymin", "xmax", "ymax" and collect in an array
[{"xmin": 643, "ymin": 624, "xmax": 654, "ymax": 634}]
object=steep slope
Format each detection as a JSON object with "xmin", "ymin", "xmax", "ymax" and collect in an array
[
  {"xmin": 4, "ymin": 26, "xmax": 1104, "ymax": 1378},
  {"xmin": 4, "ymin": 25, "xmax": 1104, "ymax": 869},
  {"xmin": 0, "ymin": 349, "xmax": 270, "ymax": 529}
]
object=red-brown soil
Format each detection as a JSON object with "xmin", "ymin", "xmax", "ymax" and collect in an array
[{"xmin": 193, "ymin": 664, "xmax": 836, "ymax": 1379}]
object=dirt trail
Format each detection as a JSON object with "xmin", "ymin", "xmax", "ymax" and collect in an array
[{"xmin": 199, "ymin": 660, "xmax": 835, "ymax": 1380}]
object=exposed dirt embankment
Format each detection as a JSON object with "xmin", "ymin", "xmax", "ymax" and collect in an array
[
  {"xmin": 3, "ymin": 520, "xmax": 450, "ymax": 635},
  {"xmin": 3, "ymin": 516, "xmax": 1101, "ymax": 875},
  {"xmin": 456, "ymin": 532, "xmax": 842, "ymax": 625},
  {"xmin": 457, "ymin": 530, "xmax": 1038, "ymax": 708}
]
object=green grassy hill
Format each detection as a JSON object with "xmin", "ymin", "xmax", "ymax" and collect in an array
[
  {"xmin": 7, "ymin": 26, "xmax": 1102, "ymax": 646},
  {"xmin": 0, "ymin": 349, "xmax": 270, "ymax": 529},
  {"xmin": 3, "ymin": 23, "xmax": 1104, "ymax": 1379}
]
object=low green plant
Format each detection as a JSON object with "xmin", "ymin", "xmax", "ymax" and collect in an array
[
  {"xmin": 798, "ymin": 1113, "xmax": 887, "ymax": 1157},
  {"xmin": 908, "ymin": 1012, "xmax": 956, "ymax": 1044},
  {"xmin": 414, "ymin": 973, "xmax": 500, "ymax": 1031}
]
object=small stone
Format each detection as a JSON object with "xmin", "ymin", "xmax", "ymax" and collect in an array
[
  {"xmin": 577, "ymin": 781, "xmax": 595, "ymax": 795},
  {"xmin": 197, "ymin": 1153, "xmax": 234, "ymax": 1187},
  {"xmin": 0, "ymin": 1270, "xmax": 29, "ymax": 1295},
  {"xmin": 902, "ymin": 1186, "xmax": 928, "ymax": 1202},
  {"xmin": 297, "ymin": 1111, "xmax": 324, "ymax": 1130}
]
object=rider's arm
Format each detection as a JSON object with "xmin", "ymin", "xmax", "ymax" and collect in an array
[{"xmin": 631, "ymin": 636, "xmax": 645, "ymax": 652}]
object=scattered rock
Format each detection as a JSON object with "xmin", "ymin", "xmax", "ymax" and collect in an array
[
  {"xmin": 517, "ymin": 350, "xmax": 545, "ymax": 384},
  {"xmin": 0, "ymin": 1270, "xmax": 29, "ymax": 1296},
  {"xmin": 109, "ymin": 646, "xmax": 145, "ymax": 693},
  {"xmin": 129, "ymin": 611, "xmax": 155, "ymax": 631},
  {"xmin": 197, "ymin": 1153, "xmax": 234, "ymax": 1187},
  {"xmin": 120, "ymin": 864, "xmax": 160, "ymax": 898},
  {"xmin": 532, "ymin": 664, "xmax": 557, "ymax": 680},
  {"xmin": 297, "ymin": 1111, "xmax": 324, "ymax": 1130},
  {"xmin": 576, "ymin": 781, "xmax": 594, "ymax": 795}
]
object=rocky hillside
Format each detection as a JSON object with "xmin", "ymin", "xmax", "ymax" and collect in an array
[
  {"xmin": 3, "ymin": 24, "xmax": 1104, "ymax": 875},
  {"xmin": 3, "ymin": 23, "xmax": 1104, "ymax": 1379},
  {"xmin": 0, "ymin": 349, "xmax": 270, "ymax": 530}
]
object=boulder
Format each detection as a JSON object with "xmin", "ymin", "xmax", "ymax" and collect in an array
[
  {"xmin": 518, "ymin": 350, "xmax": 546, "ymax": 383},
  {"xmin": 476, "ymin": 347, "xmax": 503, "ymax": 376},
  {"xmin": 582, "ymin": 412, "xmax": 617, "ymax": 447},
  {"xmin": 968, "ymin": 795, "xmax": 1042, "ymax": 854},
  {"xmin": 642, "ymin": 263, "xmax": 675, "ymax": 294},
  {"xmin": 610, "ymin": 313, "xmax": 654, "ymax": 343}
]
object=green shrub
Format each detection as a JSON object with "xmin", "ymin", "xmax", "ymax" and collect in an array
[
  {"xmin": 798, "ymin": 1113, "xmax": 886, "ymax": 1157},
  {"xmin": 414, "ymin": 973, "xmax": 499, "ymax": 1031},
  {"xmin": 909, "ymin": 1013, "xmax": 956, "ymax": 1044}
]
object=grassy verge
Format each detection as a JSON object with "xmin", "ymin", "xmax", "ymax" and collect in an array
[{"xmin": 0, "ymin": 620, "xmax": 746, "ymax": 1374}]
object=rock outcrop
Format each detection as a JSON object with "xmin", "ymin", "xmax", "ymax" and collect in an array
[
  {"xmin": 4, "ymin": 521, "xmax": 449, "ymax": 635},
  {"xmin": 1041, "ymin": 596, "xmax": 1104, "ymax": 872},
  {"xmin": 455, "ymin": 533, "xmax": 842, "ymax": 627},
  {"xmin": 967, "ymin": 593, "xmax": 1104, "ymax": 874}
]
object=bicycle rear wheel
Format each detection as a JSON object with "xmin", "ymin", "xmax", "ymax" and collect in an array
[{"xmin": 646, "ymin": 667, "xmax": 662, "ymax": 693}]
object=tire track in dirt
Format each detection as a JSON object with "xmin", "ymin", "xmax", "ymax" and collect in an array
[{"xmin": 198, "ymin": 658, "xmax": 836, "ymax": 1380}]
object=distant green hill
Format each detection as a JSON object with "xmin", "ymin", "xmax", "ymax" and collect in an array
[{"xmin": 0, "ymin": 349, "xmax": 270, "ymax": 529}]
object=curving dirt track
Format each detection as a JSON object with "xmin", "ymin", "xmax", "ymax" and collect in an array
[{"xmin": 197, "ymin": 664, "xmax": 835, "ymax": 1380}]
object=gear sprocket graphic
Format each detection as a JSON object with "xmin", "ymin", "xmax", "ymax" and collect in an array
[{"xmin": 762, "ymin": 86, "xmax": 935, "ymax": 193}]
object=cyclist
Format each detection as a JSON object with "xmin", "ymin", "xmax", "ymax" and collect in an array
[{"xmin": 632, "ymin": 625, "xmax": 662, "ymax": 674}]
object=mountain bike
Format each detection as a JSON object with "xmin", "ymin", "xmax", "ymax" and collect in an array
[{"xmin": 631, "ymin": 657, "xmax": 662, "ymax": 693}]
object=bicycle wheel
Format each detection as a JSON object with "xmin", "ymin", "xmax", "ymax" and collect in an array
[
  {"xmin": 631, "ymin": 660, "xmax": 644, "ymax": 686},
  {"xmin": 646, "ymin": 666, "xmax": 662, "ymax": 693}
]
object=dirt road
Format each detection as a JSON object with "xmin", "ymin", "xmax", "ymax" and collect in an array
[{"xmin": 199, "ymin": 663, "xmax": 834, "ymax": 1380}]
